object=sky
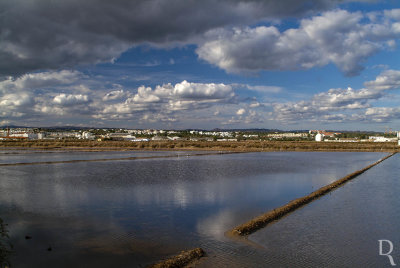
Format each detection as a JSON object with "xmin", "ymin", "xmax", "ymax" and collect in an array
[{"xmin": 1, "ymin": 0, "xmax": 400, "ymax": 131}]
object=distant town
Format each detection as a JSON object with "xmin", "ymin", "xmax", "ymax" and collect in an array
[{"xmin": 1, "ymin": 127, "xmax": 399, "ymax": 144}]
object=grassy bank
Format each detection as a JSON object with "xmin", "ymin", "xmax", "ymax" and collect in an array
[
  {"xmin": 1, "ymin": 140, "xmax": 399, "ymax": 152},
  {"xmin": 229, "ymin": 152, "xmax": 396, "ymax": 236}
]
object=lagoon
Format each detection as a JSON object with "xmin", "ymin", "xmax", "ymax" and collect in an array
[{"xmin": 0, "ymin": 150, "xmax": 388, "ymax": 267}]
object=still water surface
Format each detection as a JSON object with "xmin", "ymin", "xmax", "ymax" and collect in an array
[
  {"xmin": 249, "ymin": 153, "xmax": 400, "ymax": 267},
  {"xmin": 0, "ymin": 150, "xmax": 387, "ymax": 267},
  {"xmin": 0, "ymin": 149, "xmax": 204, "ymax": 164}
]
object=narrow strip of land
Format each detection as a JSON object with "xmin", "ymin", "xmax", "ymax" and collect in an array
[
  {"xmin": 0, "ymin": 151, "xmax": 243, "ymax": 167},
  {"xmin": 149, "ymin": 248, "xmax": 205, "ymax": 268},
  {"xmin": 229, "ymin": 152, "xmax": 396, "ymax": 236},
  {"xmin": 1, "ymin": 140, "xmax": 399, "ymax": 152}
]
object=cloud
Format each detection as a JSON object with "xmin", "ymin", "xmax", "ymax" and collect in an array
[
  {"xmin": 363, "ymin": 107, "xmax": 400, "ymax": 122},
  {"xmin": 173, "ymin": 80, "xmax": 234, "ymax": 99},
  {"xmin": 311, "ymin": 87, "xmax": 382, "ymax": 110},
  {"xmin": 0, "ymin": 92, "xmax": 33, "ymax": 118},
  {"xmin": 2, "ymin": 68, "xmax": 399, "ymax": 127},
  {"xmin": 245, "ymin": 85, "xmax": 283, "ymax": 93},
  {"xmin": 223, "ymin": 109, "xmax": 262, "ymax": 125},
  {"xmin": 0, "ymin": 70, "xmax": 91, "ymax": 121},
  {"xmin": 0, "ymin": 0, "xmax": 375, "ymax": 76},
  {"xmin": 0, "ymin": 70, "xmax": 82, "ymax": 92},
  {"xmin": 97, "ymin": 80, "xmax": 235, "ymax": 120},
  {"xmin": 236, "ymin": 108, "xmax": 246, "ymax": 115},
  {"xmin": 197, "ymin": 9, "xmax": 400, "ymax": 76},
  {"xmin": 268, "ymin": 68, "xmax": 400, "ymax": 125},
  {"xmin": 131, "ymin": 86, "xmax": 162, "ymax": 103},
  {"xmin": 384, "ymin": 9, "xmax": 400, "ymax": 20},
  {"xmin": 53, "ymin": 94, "xmax": 89, "ymax": 106},
  {"xmin": 364, "ymin": 70, "xmax": 400, "ymax": 90},
  {"xmin": 103, "ymin": 89, "xmax": 127, "ymax": 101}
]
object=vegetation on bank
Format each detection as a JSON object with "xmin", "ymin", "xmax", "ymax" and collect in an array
[
  {"xmin": 0, "ymin": 140, "xmax": 398, "ymax": 152},
  {"xmin": 149, "ymin": 248, "xmax": 205, "ymax": 268}
]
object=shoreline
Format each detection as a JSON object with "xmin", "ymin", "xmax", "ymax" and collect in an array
[{"xmin": 0, "ymin": 140, "xmax": 399, "ymax": 153}]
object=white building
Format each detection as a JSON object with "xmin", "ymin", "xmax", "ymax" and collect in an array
[
  {"xmin": 315, "ymin": 133, "xmax": 323, "ymax": 142},
  {"xmin": 9, "ymin": 133, "xmax": 38, "ymax": 140},
  {"xmin": 369, "ymin": 136, "xmax": 397, "ymax": 142},
  {"xmin": 82, "ymin": 131, "xmax": 95, "ymax": 140}
]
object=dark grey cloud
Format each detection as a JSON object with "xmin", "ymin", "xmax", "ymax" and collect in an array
[{"xmin": 0, "ymin": 0, "xmax": 366, "ymax": 76}]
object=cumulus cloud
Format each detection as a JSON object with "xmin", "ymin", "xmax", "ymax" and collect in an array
[
  {"xmin": 224, "ymin": 109, "xmax": 262, "ymax": 125},
  {"xmin": 0, "ymin": 0, "xmax": 375, "ymax": 76},
  {"xmin": 53, "ymin": 94, "xmax": 89, "ymax": 106},
  {"xmin": 2, "ymin": 67, "xmax": 399, "ymax": 127},
  {"xmin": 236, "ymin": 108, "xmax": 246, "ymax": 115},
  {"xmin": 197, "ymin": 9, "xmax": 400, "ymax": 76},
  {"xmin": 312, "ymin": 87, "xmax": 383, "ymax": 110},
  {"xmin": 0, "ymin": 92, "xmax": 33, "ymax": 118},
  {"xmin": 363, "ymin": 107, "xmax": 400, "ymax": 122},
  {"xmin": 103, "ymin": 89, "xmax": 127, "ymax": 101},
  {"xmin": 97, "ymin": 80, "xmax": 235, "ymax": 120},
  {"xmin": 0, "ymin": 70, "xmax": 90, "ymax": 121},
  {"xmin": 364, "ymin": 70, "xmax": 400, "ymax": 90},
  {"xmin": 0, "ymin": 70, "xmax": 82, "ymax": 92},
  {"xmin": 131, "ymin": 86, "xmax": 162, "ymax": 103},
  {"xmin": 272, "ymin": 68, "xmax": 400, "ymax": 123}
]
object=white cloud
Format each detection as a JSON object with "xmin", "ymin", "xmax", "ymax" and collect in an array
[
  {"xmin": 173, "ymin": 80, "xmax": 234, "ymax": 99},
  {"xmin": 268, "ymin": 69, "xmax": 400, "ymax": 125},
  {"xmin": 311, "ymin": 87, "xmax": 382, "ymax": 110},
  {"xmin": 96, "ymin": 80, "xmax": 235, "ymax": 122},
  {"xmin": 363, "ymin": 107, "xmax": 400, "ymax": 122},
  {"xmin": 103, "ymin": 89, "xmax": 127, "ymax": 101},
  {"xmin": 245, "ymin": 85, "xmax": 282, "ymax": 93},
  {"xmin": 197, "ymin": 9, "xmax": 400, "ymax": 76},
  {"xmin": 53, "ymin": 94, "xmax": 89, "ymax": 106},
  {"xmin": 3, "ymin": 67, "xmax": 400, "ymax": 128},
  {"xmin": 236, "ymin": 108, "xmax": 246, "ymax": 115},
  {"xmin": 384, "ymin": 9, "xmax": 400, "ymax": 20},
  {"xmin": 131, "ymin": 86, "xmax": 161, "ymax": 103},
  {"xmin": 364, "ymin": 69, "xmax": 400, "ymax": 90},
  {"xmin": 0, "ymin": 70, "xmax": 83, "ymax": 92},
  {"xmin": 0, "ymin": 70, "xmax": 91, "ymax": 121},
  {"xmin": 0, "ymin": 92, "xmax": 32, "ymax": 107},
  {"xmin": 0, "ymin": 92, "xmax": 33, "ymax": 118},
  {"xmin": 249, "ymin": 102, "xmax": 261, "ymax": 108}
]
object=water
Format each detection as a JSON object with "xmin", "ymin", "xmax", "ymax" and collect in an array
[
  {"xmin": 0, "ymin": 150, "xmax": 388, "ymax": 267},
  {"xmin": 0, "ymin": 149, "xmax": 205, "ymax": 164},
  {"xmin": 248, "ymin": 153, "xmax": 400, "ymax": 267}
]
